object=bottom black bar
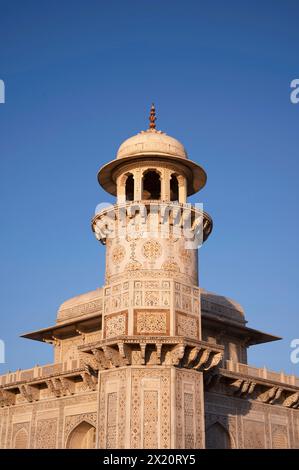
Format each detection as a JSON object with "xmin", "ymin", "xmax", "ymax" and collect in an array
[{"xmin": 0, "ymin": 449, "xmax": 298, "ymax": 465}]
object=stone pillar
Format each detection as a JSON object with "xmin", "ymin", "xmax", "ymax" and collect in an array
[
  {"xmin": 134, "ymin": 168, "xmax": 142, "ymax": 201},
  {"xmin": 178, "ymin": 175, "xmax": 187, "ymax": 203},
  {"xmin": 117, "ymin": 174, "xmax": 126, "ymax": 204},
  {"xmin": 162, "ymin": 169, "xmax": 171, "ymax": 201}
]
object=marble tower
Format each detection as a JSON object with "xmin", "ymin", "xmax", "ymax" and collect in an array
[{"xmin": 0, "ymin": 106, "xmax": 298, "ymax": 449}]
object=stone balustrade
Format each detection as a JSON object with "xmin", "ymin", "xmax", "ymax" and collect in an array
[
  {"xmin": 92, "ymin": 200, "xmax": 213, "ymax": 245},
  {"xmin": 0, "ymin": 359, "xmax": 81, "ymax": 387},
  {"xmin": 1, "ymin": 357, "xmax": 298, "ymax": 390},
  {"xmin": 225, "ymin": 359, "xmax": 299, "ymax": 387}
]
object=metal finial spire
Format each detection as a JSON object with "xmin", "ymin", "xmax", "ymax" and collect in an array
[{"xmin": 149, "ymin": 103, "xmax": 156, "ymax": 130}]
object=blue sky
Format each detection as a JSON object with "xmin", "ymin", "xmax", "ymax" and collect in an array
[{"xmin": 0, "ymin": 0, "xmax": 298, "ymax": 375}]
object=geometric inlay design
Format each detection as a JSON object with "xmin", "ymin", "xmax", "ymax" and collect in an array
[
  {"xmin": 35, "ymin": 418, "xmax": 58, "ymax": 449},
  {"xmin": 134, "ymin": 310, "xmax": 169, "ymax": 335},
  {"xmin": 143, "ymin": 390, "xmax": 159, "ymax": 448},
  {"xmin": 272, "ymin": 425, "xmax": 288, "ymax": 449},
  {"xmin": 243, "ymin": 419, "xmax": 266, "ymax": 449},
  {"xmin": 184, "ymin": 392, "xmax": 194, "ymax": 448},
  {"xmin": 104, "ymin": 311, "xmax": 127, "ymax": 339},
  {"xmin": 112, "ymin": 246, "xmax": 125, "ymax": 265},
  {"xmin": 106, "ymin": 392, "xmax": 118, "ymax": 448},
  {"xmin": 176, "ymin": 311, "xmax": 199, "ymax": 339},
  {"xmin": 142, "ymin": 240, "xmax": 162, "ymax": 260}
]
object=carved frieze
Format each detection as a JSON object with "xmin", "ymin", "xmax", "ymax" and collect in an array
[{"xmin": 57, "ymin": 298, "xmax": 103, "ymax": 323}]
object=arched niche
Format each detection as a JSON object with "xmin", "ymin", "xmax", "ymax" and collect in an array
[
  {"xmin": 170, "ymin": 174, "xmax": 179, "ymax": 201},
  {"xmin": 142, "ymin": 169, "xmax": 161, "ymax": 200},
  {"xmin": 125, "ymin": 173, "xmax": 134, "ymax": 201},
  {"xmin": 14, "ymin": 428, "xmax": 29, "ymax": 449},
  {"xmin": 206, "ymin": 422, "xmax": 232, "ymax": 449},
  {"xmin": 66, "ymin": 421, "xmax": 96, "ymax": 449}
]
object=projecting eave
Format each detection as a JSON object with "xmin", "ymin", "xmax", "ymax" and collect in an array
[
  {"xmin": 201, "ymin": 313, "xmax": 281, "ymax": 346},
  {"xmin": 98, "ymin": 154, "xmax": 207, "ymax": 196},
  {"xmin": 20, "ymin": 312, "xmax": 102, "ymax": 342}
]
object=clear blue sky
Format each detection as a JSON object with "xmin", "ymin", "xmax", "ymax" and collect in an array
[{"xmin": 0, "ymin": 0, "xmax": 298, "ymax": 375}]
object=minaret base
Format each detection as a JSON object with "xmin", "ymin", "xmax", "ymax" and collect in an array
[{"xmin": 97, "ymin": 366, "xmax": 205, "ymax": 449}]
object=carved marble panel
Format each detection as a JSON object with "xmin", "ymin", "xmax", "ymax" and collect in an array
[
  {"xmin": 58, "ymin": 298, "xmax": 103, "ymax": 323},
  {"xmin": 104, "ymin": 311, "xmax": 128, "ymax": 339},
  {"xmin": 143, "ymin": 390, "xmax": 159, "ymax": 448},
  {"xmin": 112, "ymin": 246, "xmax": 126, "ymax": 265},
  {"xmin": 98, "ymin": 369, "xmax": 127, "ymax": 449},
  {"xmin": 176, "ymin": 311, "xmax": 199, "ymax": 339},
  {"xmin": 142, "ymin": 240, "xmax": 162, "ymax": 260},
  {"xmin": 271, "ymin": 424, "xmax": 288, "ymax": 448},
  {"xmin": 134, "ymin": 309, "xmax": 169, "ymax": 335},
  {"xmin": 243, "ymin": 418, "xmax": 266, "ymax": 449},
  {"xmin": 35, "ymin": 418, "xmax": 58, "ymax": 449},
  {"xmin": 131, "ymin": 369, "xmax": 171, "ymax": 449},
  {"xmin": 175, "ymin": 369, "xmax": 203, "ymax": 449},
  {"xmin": 184, "ymin": 392, "xmax": 195, "ymax": 448},
  {"xmin": 106, "ymin": 392, "xmax": 117, "ymax": 448}
]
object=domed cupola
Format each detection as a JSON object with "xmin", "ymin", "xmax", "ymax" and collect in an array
[{"xmin": 97, "ymin": 104, "xmax": 207, "ymax": 199}]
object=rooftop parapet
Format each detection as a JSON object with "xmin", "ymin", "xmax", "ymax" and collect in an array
[
  {"xmin": 0, "ymin": 359, "xmax": 81, "ymax": 387},
  {"xmin": 224, "ymin": 360, "xmax": 299, "ymax": 387}
]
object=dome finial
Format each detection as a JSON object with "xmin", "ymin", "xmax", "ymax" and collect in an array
[{"xmin": 149, "ymin": 103, "xmax": 156, "ymax": 130}]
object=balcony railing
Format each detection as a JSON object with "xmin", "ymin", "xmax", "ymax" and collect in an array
[
  {"xmin": 92, "ymin": 200, "xmax": 213, "ymax": 245},
  {"xmin": 0, "ymin": 359, "xmax": 82, "ymax": 387},
  {"xmin": 224, "ymin": 359, "xmax": 299, "ymax": 387},
  {"xmin": 1, "ymin": 358, "xmax": 298, "ymax": 389}
]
